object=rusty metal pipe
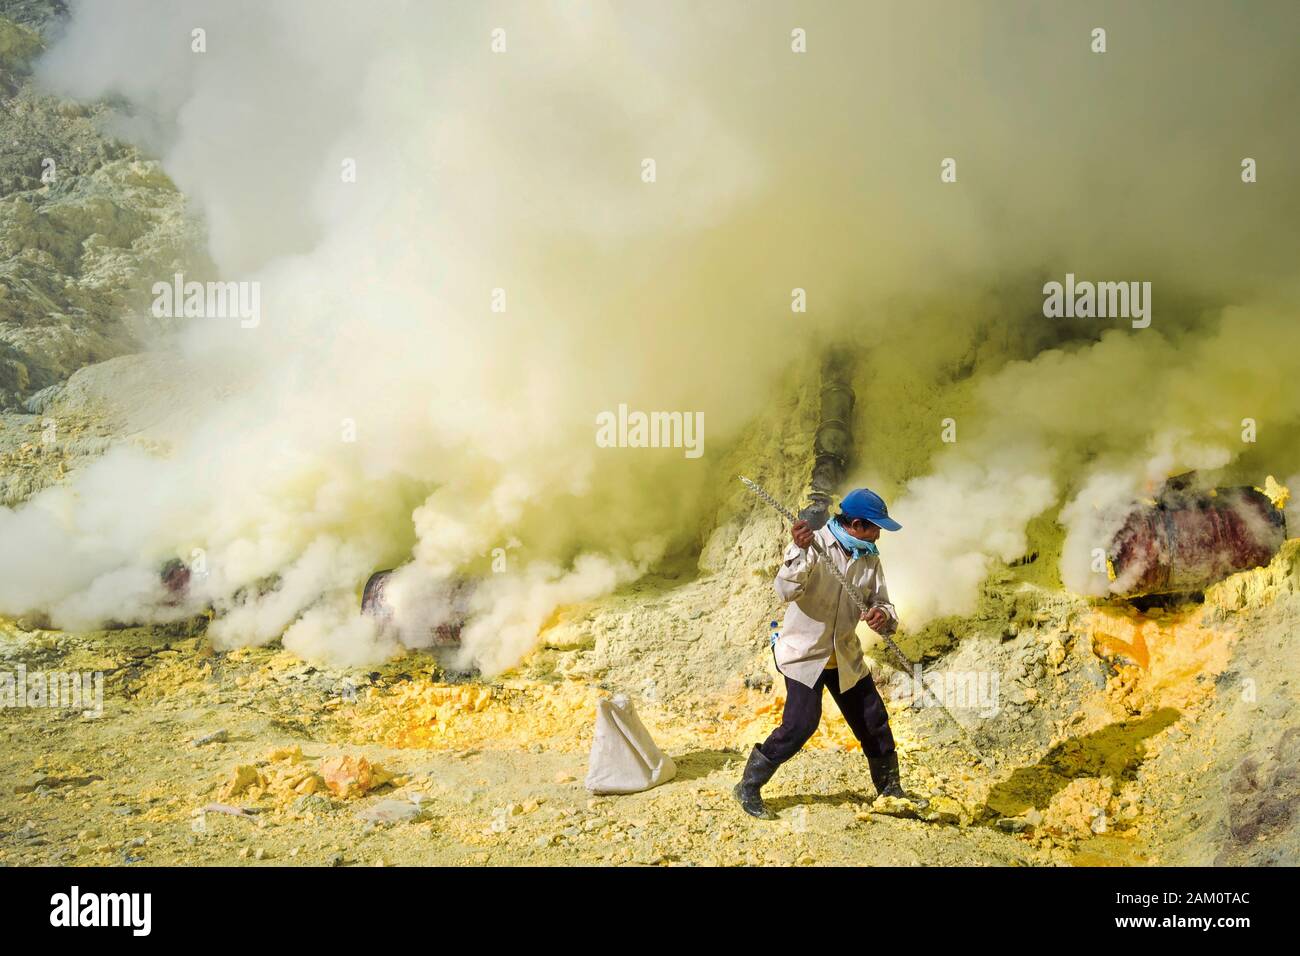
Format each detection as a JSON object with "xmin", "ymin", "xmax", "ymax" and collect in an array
[{"xmin": 799, "ymin": 350, "xmax": 856, "ymax": 530}]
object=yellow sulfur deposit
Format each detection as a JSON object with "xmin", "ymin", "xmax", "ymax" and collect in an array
[
  {"xmin": 218, "ymin": 747, "xmax": 397, "ymax": 805},
  {"xmin": 1260, "ymin": 475, "xmax": 1291, "ymax": 511},
  {"xmin": 126, "ymin": 657, "xmax": 212, "ymax": 701},
  {"xmin": 1086, "ymin": 605, "xmax": 1238, "ymax": 715},
  {"xmin": 264, "ymin": 746, "xmax": 327, "ymax": 797},
  {"xmin": 1040, "ymin": 777, "xmax": 1133, "ymax": 842},
  {"xmin": 221, "ymin": 764, "xmax": 266, "ymax": 800},
  {"xmin": 341, "ymin": 678, "xmax": 598, "ymax": 751}
]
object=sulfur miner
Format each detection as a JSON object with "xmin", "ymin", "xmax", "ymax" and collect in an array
[{"xmin": 734, "ymin": 488, "xmax": 924, "ymax": 819}]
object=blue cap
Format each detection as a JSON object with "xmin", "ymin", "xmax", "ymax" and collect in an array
[{"xmin": 839, "ymin": 488, "xmax": 901, "ymax": 531}]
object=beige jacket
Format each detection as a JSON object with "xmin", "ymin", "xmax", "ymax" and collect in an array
[{"xmin": 773, "ymin": 524, "xmax": 899, "ymax": 693}]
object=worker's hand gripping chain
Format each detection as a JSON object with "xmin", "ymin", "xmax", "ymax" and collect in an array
[{"xmin": 738, "ymin": 476, "xmax": 984, "ymax": 757}]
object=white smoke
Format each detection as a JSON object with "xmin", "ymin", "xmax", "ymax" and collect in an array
[
  {"xmin": 878, "ymin": 307, "xmax": 1300, "ymax": 623},
  {"xmin": 2, "ymin": 0, "xmax": 1299, "ymax": 670},
  {"xmin": 1, "ymin": 0, "xmax": 796, "ymax": 670}
]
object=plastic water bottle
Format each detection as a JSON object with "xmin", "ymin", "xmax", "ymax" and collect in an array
[{"xmin": 768, "ymin": 620, "xmax": 779, "ymax": 648}]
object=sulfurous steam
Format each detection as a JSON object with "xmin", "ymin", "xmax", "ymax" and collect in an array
[{"xmin": 2, "ymin": 1, "xmax": 1299, "ymax": 669}]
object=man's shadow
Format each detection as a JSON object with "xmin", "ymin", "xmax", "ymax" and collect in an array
[
  {"xmin": 672, "ymin": 748, "xmax": 866, "ymax": 810},
  {"xmin": 765, "ymin": 790, "xmax": 864, "ymax": 812},
  {"xmin": 978, "ymin": 707, "xmax": 1181, "ymax": 821},
  {"xmin": 672, "ymin": 748, "xmax": 741, "ymax": 782}
]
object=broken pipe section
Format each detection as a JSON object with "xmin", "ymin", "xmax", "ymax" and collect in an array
[{"xmin": 360, "ymin": 570, "xmax": 466, "ymax": 646}]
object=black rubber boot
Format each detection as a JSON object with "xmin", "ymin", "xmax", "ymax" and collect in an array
[
  {"xmin": 733, "ymin": 744, "xmax": 779, "ymax": 820},
  {"xmin": 868, "ymin": 751, "xmax": 929, "ymax": 807}
]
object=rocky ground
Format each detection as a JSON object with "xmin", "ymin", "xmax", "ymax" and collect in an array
[
  {"xmin": 0, "ymin": 628, "xmax": 1053, "ymax": 867},
  {"xmin": 2, "ymin": 540, "xmax": 1296, "ymax": 866}
]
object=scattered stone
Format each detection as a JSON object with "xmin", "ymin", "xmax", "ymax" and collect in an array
[
  {"xmin": 916, "ymin": 796, "xmax": 964, "ymax": 826},
  {"xmin": 870, "ymin": 796, "xmax": 921, "ymax": 819},
  {"xmin": 14, "ymin": 773, "xmax": 101, "ymax": 794},
  {"xmin": 221, "ymin": 765, "xmax": 265, "ymax": 800},
  {"xmin": 1081, "ymin": 659, "xmax": 1108, "ymax": 689},
  {"xmin": 356, "ymin": 799, "xmax": 426, "ymax": 824},
  {"xmin": 293, "ymin": 793, "xmax": 335, "ymax": 815},
  {"xmin": 1046, "ymin": 639, "xmax": 1067, "ymax": 668},
  {"xmin": 320, "ymin": 754, "xmax": 399, "ymax": 799},
  {"xmin": 192, "ymin": 729, "xmax": 229, "ymax": 747}
]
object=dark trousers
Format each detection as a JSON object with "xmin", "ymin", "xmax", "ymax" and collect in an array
[{"xmin": 759, "ymin": 667, "xmax": 896, "ymax": 764}]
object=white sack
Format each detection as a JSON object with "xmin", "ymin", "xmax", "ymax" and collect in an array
[{"xmin": 584, "ymin": 694, "xmax": 676, "ymax": 794}]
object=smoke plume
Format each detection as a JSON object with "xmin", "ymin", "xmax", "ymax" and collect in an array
[{"xmin": 2, "ymin": 1, "xmax": 1298, "ymax": 666}]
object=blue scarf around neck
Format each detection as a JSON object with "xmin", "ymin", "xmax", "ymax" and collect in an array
[{"xmin": 827, "ymin": 518, "xmax": 879, "ymax": 559}]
